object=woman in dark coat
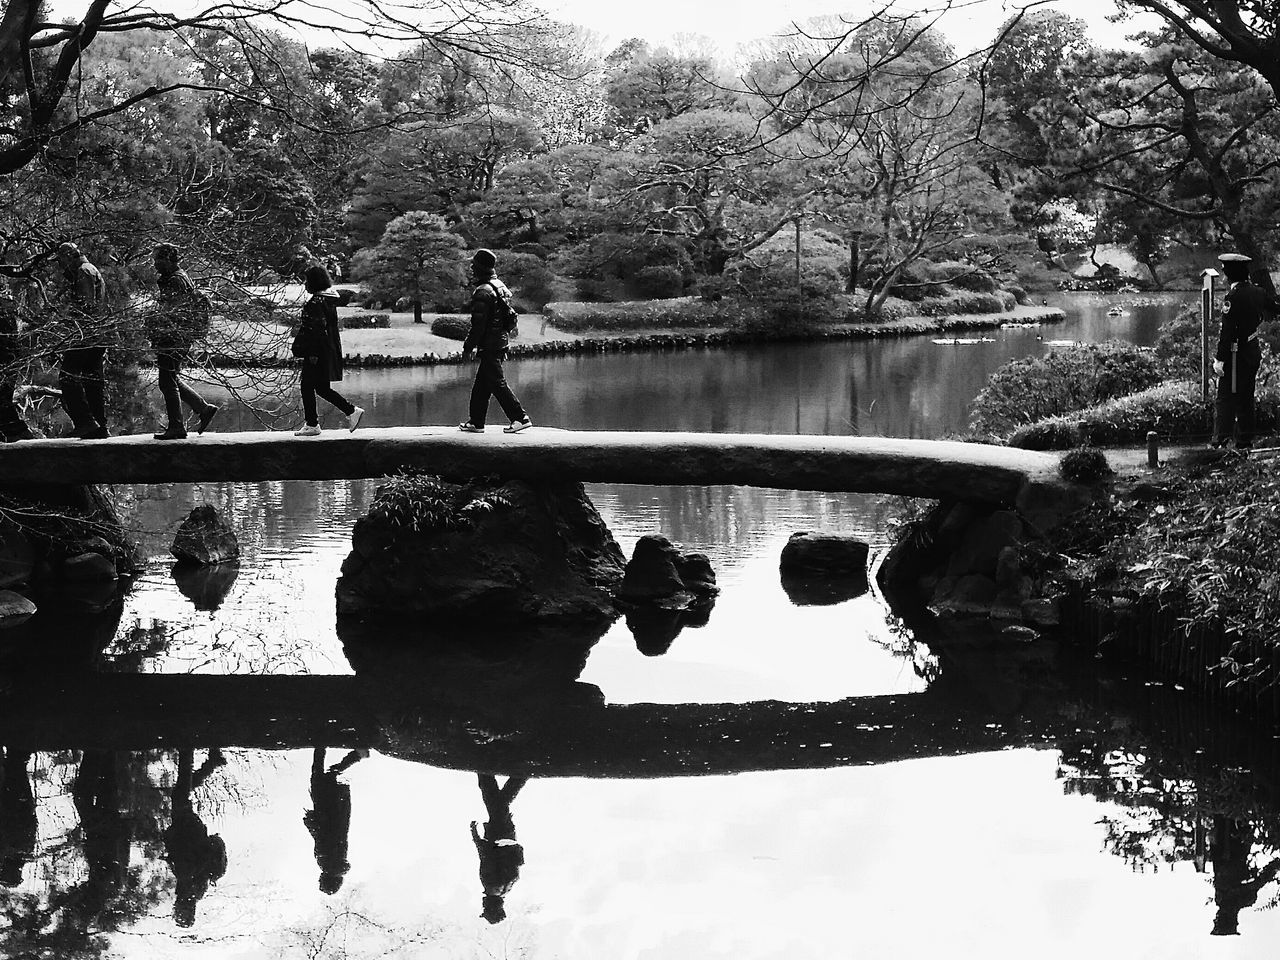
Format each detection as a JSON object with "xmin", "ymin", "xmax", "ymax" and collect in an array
[{"xmin": 293, "ymin": 265, "xmax": 363, "ymax": 436}]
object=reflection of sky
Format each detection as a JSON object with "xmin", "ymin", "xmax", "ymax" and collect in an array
[{"xmin": 62, "ymin": 293, "xmax": 1280, "ymax": 957}]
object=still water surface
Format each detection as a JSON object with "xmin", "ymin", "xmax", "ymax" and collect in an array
[{"xmin": 5, "ymin": 293, "xmax": 1278, "ymax": 958}]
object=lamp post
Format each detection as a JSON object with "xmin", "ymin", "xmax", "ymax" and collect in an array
[
  {"xmin": 794, "ymin": 217, "xmax": 802, "ymax": 310},
  {"xmin": 1201, "ymin": 268, "xmax": 1219, "ymax": 401}
]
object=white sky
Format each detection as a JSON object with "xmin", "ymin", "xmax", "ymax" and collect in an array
[{"xmin": 541, "ymin": 0, "xmax": 1154, "ymax": 55}]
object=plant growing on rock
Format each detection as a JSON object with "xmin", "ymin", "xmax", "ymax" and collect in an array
[{"xmin": 368, "ymin": 474, "xmax": 510, "ymax": 534}]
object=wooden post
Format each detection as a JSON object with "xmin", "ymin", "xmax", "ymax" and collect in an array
[
  {"xmin": 1201, "ymin": 268, "xmax": 1218, "ymax": 401},
  {"xmin": 1147, "ymin": 431, "xmax": 1159, "ymax": 468}
]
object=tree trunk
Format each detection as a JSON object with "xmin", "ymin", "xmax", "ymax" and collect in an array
[{"xmin": 413, "ymin": 299, "xmax": 423, "ymax": 324}]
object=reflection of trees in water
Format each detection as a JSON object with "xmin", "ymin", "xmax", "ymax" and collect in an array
[
  {"xmin": 0, "ymin": 745, "xmax": 246, "ymax": 955},
  {"xmin": 1058, "ymin": 739, "xmax": 1280, "ymax": 935}
]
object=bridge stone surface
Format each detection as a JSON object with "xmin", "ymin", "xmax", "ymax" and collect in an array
[{"xmin": 0, "ymin": 427, "xmax": 1063, "ymax": 505}]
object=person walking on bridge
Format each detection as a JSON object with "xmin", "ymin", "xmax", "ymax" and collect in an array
[
  {"xmin": 1211, "ymin": 253, "xmax": 1269, "ymax": 452},
  {"xmin": 458, "ymin": 249, "xmax": 532, "ymax": 435},
  {"xmin": 149, "ymin": 243, "xmax": 219, "ymax": 440},
  {"xmin": 292, "ymin": 264, "xmax": 363, "ymax": 437},
  {"xmin": 54, "ymin": 242, "xmax": 110, "ymax": 439}
]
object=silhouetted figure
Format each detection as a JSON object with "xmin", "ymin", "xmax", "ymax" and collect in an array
[
  {"xmin": 163, "ymin": 748, "xmax": 227, "ymax": 927},
  {"xmin": 0, "ymin": 280, "xmax": 35, "ymax": 442},
  {"xmin": 72, "ymin": 751, "xmax": 133, "ymax": 918},
  {"xmin": 1210, "ymin": 815, "xmax": 1280, "ymax": 936},
  {"xmin": 304, "ymin": 747, "xmax": 367, "ymax": 894},
  {"xmin": 0, "ymin": 748, "xmax": 36, "ymax": 886},
  {"xmin": 471, "ymin": 774, "xmax": 527, "ymax": 923}
]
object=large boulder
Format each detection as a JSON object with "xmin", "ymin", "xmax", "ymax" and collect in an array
[
  {"xmin": 616, "ymin": 535, "xmax": 719, "ymax": 653},
  {"xmin": 778, "ymin": 532, "xmax": 869, "ymax": 606},
  {"xmin": 172, "ymin": 505, "xmax": 240, "ymax": 565},
  {"xmin": 337, "ymin": 476, "xmax": 626, "ymax": 626},
  {"xmin": 0, "ymin": 590, "xmax": 36, "ymax": 625}
]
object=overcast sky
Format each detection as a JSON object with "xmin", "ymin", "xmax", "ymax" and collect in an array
[{"xmin": 541, "ymin": 0, "xmax": 1155, "ymax": 55}]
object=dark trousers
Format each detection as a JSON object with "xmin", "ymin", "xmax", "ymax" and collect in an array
[
  {"xmin": 301, "ymin": 363, "xmax": 353, "ymax": 425},
  {"xmin": 59, "ymin": 347, "xmax": 107, "ymax": 431},
  {"xmin": 469, "ymin": 351, "xmax": 526, "ymax": 427},
  {"xmin": 1213, "ymin": 340, "xmax": 1261, "ymax": 448},
  {"xmin": 157, "ymin": 351, "xmax": 210, "ymax": 428}
]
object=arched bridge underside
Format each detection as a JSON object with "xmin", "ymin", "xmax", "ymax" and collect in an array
[{"xmin": 0, "ymin": 428, "xmax": 1066, "ymax": 506}]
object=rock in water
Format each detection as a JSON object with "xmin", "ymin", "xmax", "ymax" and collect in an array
[
  {"xmin": 336, "ymin": 476, "xmax": 625, "ymax": 626},
  {"xmin": 617, "ymin": 535, "xmax": 686, "ymax": 601},
  {"xmin": 779, "ymin": 532, "xmax": 870, "ymax": 577},
  {"xmin": 0, "ymin": 589, "xmax": 36, "ymax": 625},
  {"xmin": 171, "ymin": 505, "xmax": 240, "ymax": 565}
]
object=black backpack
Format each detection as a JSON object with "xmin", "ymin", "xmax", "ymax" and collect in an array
[{"xmin": 488, "ymin": 281, "xmax": 520, "ymax": 339}]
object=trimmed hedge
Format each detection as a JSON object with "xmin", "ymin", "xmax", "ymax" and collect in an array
[
  {"xmin": 341, "ymin": 313, "xmax": 391, "ymax": 330},
  {"xmin": 1008, "ymin": 381, "xmax": 1280, "ymax": 449},
  {"xmin": 430, "ymin": 315, "xmax": 471, "ymax": 341},
  {"xmin": 544, "ymin": 297, "xmax": 731, "ymax": 332}
]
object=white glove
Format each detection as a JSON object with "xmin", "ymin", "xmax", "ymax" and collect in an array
[{"xmin": 1213, "ymin": 359, "xmax": 1225, "ymax": 376}]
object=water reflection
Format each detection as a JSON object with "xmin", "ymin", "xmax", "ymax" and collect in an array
[
  {"xmin": 472, "ymin": 774, "xmax": 527, "ymax": 924},
  {"xmin": 171, "ymin": 561, "xmax": 239, "ymax": 613},
  {"xmin": 0, "ymin": 748, "xmax": 35, "ymax": 887},
  {"xmin": 305, "ymin": 747, "xmax": 367, "ymax": 895},
  {"xmin": 164, "ymin": 748, "xmax": 226, "ymax": 927}
]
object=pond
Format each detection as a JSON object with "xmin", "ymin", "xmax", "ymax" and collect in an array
[{"xmin": 3, "ymin": 292, "xmax": 1277, "ymax": 959}]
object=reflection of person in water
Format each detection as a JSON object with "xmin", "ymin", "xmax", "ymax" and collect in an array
[
  {"xmin": 304, "ymin": 747, "xmax": 368, "ymax": 894},
  {"xmin": 73, "ymin": 751, "xmax": 134, "ymax": 918},
  {"xmin": 163, "ymin": 748, "xmax": 227, "ymax": 928},
  {"xmin": 0, "ymin": 748, "xmax": 36, "ymax": 887},
  {"xmin": 471, "ymin": 774, "xmax": 527, "ymax": 924},
  {"xmin": 1211, "ymin": 815, "xmax": 1280, "ymax": 936}
]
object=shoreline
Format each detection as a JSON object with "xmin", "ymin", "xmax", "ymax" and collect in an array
[{"xmin": 202, "ymin": 305, "xmax": 1068, "ymax": 370}]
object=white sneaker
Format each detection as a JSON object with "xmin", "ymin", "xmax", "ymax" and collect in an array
[
  {"xmin": 347, "ymin": 406, "xmax": 365, "ymax": 432},
  {"xmin": 458, "ymin": 421, "xmax": 484, "ymax": 433},
  {"xmin": 503, "ymin": 418, "xmax": 533, "ymax": 434},
  {"xmin": 294, "ymin": 424, "xmax": 321, "ymax": 437}
]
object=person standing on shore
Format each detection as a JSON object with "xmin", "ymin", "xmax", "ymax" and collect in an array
[
  {"xmin": 150, "ymin": 243, "xmax": 219, "ymax": 440},
  {"xmin": 1211, "ymin": 253, "xmax": 1269, "ymax": 452},
  {"xmin": 55, "ymin": 242, "xmax": 110, "ymax": 439},
  {"xmin": 458, "ymin": 249, "xmax": 532, "ymax": 435},
  {"xmin": 292, "ymin": 264, "xmax": 363, "ymax": 436}
]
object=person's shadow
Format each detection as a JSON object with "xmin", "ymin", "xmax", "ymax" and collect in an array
[
  {"xmin": 72, "ymin": 750, "xmax": 134, "ymax": 922},
  {"xmin": 1211, "ymin": 815, "xmax": 1280, "ymax": 936},
  {"xmin": 0, "ymin": 748, "xmax": 36, "ymax": 887},
  {"xmin": 304, "ymin": 747, "xmax": 368, "ymax": 894},
  {"xmin": 471, "ymin": 774, "xmax": 528, "ymax": 924},
  {"xmin": 163, "ymin": 748, "xmax": 227, "ymax": 928}
]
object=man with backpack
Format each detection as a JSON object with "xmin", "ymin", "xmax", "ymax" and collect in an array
[
  {"xmin": 150, "ymin": 243, "xmax": 218, "ymax": 440},
  {"xmin": 458, "ymin": 248, "xmax": 532, "ymax": 434}
]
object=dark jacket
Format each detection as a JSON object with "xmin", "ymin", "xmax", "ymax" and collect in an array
[
  {"xmin": 1216, "ymin": 280, "xmax": 1269, "ymax": 362},
  {"xmin": 464, "ymin": 276, "xmax": 515, "ymax": 353},
  {"xmin": 151, "ymin": 268, "xmax": 200, "ymax": 351},
  {"xmin": 296, "ymin": 291, "xmax": 344, "ymax": 381}
]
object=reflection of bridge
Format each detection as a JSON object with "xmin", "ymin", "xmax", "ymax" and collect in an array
[
  {"xmin": 0, "ymin": 428, "xmax": 1064, "ymax": 505},
  {"xmin": 0, "ymin": 673, "xmax": 1083, "ymax": 777}
]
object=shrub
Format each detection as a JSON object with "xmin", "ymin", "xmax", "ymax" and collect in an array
[
  {"xmin": 916, "ymin": 291, "xmax": 1008, "ymax": 316},
  {"xmin": 926, "ymin": 260, "xmax": 1000, "ymax": 293},
  {"xmin": 636, "ymin": 265, "xmax": 686, "ymax": 299},
  {"xmin": 723, "ymin": 230, "xmax": 847, "ymax": 304},
  {"xmin": 1059, "ymin": 447, "xmax": 1113, "ymax": 484},
  {"xmin": 1006, "ymin": 284, "xmax": 1029, "ymax": 305},
  {"xmin": 430, "ymin": 315, "xmax": 471, "ymax": 341},
  {"xmin": 369, "ymin": 473, "xmax": 510, "ymax": 534},
  {"xmin": 341, "ymin": 313, "xmax": 391, "ymax": 330},
  {"xmin": 543, "ymin": 297, "xmax": 728, "ymax": 332},
  {"xmin": 490, "ymin": 250, "xmax": 556, "ymax": 308},
  {"xmin": 970, "ymin": 341, "xmax": 1165, "ymax": 438},
  {"xmin": 1005, "ymin": 381, "xmax": 1280, "ymax": 449}
]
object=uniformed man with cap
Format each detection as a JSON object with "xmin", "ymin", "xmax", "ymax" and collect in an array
[{"xmin": 1211, "ymin": 253, "xmax": 1269, "ymax": 451}]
